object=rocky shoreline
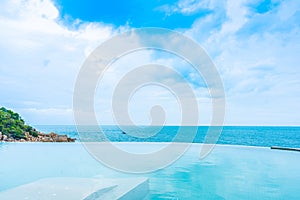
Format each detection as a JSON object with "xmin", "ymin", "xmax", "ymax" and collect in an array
[{"xmin": 0, "ymin": 131, "xmax": 76, "ymax": 142}]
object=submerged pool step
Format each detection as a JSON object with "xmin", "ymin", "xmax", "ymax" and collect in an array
[
  {"xmin": 0, "ymin": 177, "xmax": 149, "ymax": 200},
  {"xmin": 271, "ymin": 146, "xmax": 300, "ymax": 152}
]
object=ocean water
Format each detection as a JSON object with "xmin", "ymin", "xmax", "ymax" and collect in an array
[{"xmin": 35, "ymin": 125, "xmax": 300, "ymax": 148}]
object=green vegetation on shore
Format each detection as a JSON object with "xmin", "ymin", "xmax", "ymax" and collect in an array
[{"xmin": 0, "ymin": 107, "xmax": 38, "ymax": 139}]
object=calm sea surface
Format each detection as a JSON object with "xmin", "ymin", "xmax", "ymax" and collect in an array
[{"xmin": 36, "ymin": 125, "xmax": 300, "ymax": 148}]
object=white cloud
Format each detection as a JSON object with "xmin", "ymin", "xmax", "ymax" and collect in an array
[
  {"xmin": 220, "ymin": 0, "xmax": 248, "ymax": 34},
  {"xmin": 94, "ymin": 49, "xmax": 213, "ymax": 125},
  {"xmin": 157, "ymin": 0, "xmax": 217, "ymax": 16},
  {"xmin": 184, "ymin": 0, "xmax": 300, "ymax": 125},
  {"xmin": 0, "ymin": 0, "xmax": 299, "ymax": 126},
  {"xmin": 0, "ymin": 0, "xmax": 121, "ymax": 124}
]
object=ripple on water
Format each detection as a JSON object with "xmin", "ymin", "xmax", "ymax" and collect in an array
[{"xmin": 0, "ymin": 142, "xmax": 9, "ymax": 152}]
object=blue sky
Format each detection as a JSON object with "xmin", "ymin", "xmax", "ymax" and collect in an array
[
  {"xmin": 0, "ymin": 0, "xmax": 299, "ymax": 125},
  {"xmin": 55, "ymin": 0, "xmax": 212, "ymax": 28}
]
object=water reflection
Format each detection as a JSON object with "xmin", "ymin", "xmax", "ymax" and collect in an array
[{"xmin": 0, "ymin": 142, "xmax": 8, "ymax": 152}]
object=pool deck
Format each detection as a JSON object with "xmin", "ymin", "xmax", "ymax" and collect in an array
[{"xmin": 0, "ymin": 177, "xmax": 149, "ymax": 200}]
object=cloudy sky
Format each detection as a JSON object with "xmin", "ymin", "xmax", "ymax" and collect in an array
[{"xmin": 0, "ymin": 0, "xmax": 299, "ymax": 125}]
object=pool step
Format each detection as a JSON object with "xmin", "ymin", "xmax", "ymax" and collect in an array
[{"xmin": 0, "ymin": 177, "xmax": 149, "ymax": 200}]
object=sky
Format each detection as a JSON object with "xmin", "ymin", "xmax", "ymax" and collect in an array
[{"xmin": 0, "ymin": 0, "xmax": 299, "ymax": 126}]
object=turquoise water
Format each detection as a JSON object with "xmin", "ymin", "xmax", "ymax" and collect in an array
[
  {"xmin": 1, "ymin": 126, "xmax": 300, "ymax": 199},
  {"xmin": 36, "ymin": 125, "xmax": 300, "ymax": 148},
  {"xmin": 0, "ymin": 142, "xmax": 300, "ymax": 199}
]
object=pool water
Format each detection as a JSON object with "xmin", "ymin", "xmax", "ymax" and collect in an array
[{"xmin": 0, "ymin": 142, "xmax": 299, "ymax": 199}]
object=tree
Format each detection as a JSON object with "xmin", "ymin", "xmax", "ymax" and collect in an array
[{"xmin": 0, "ymin": 107, "xmax": 39, "ymax": 139}]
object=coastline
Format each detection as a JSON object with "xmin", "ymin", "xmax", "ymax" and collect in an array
[{"xmin": 0, "ymin": 131, "xmax": 75, "ymax": 143}]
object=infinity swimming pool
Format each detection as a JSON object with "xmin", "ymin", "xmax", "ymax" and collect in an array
[{"xmin": 0, "ymin": 142, "xmax": 299, "ymax": 199}]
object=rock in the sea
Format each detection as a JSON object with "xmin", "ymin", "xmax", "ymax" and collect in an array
[
  {"xmin": 67, "ymin": 137, "xmax": 76, "ymax": 142},
  {"xmin": 57, "ymin": 135, "xmax": 68, "ymax": 142},
  {"xmin": 0, "ymin": 130, "xmax": 75, "ymax": 143},
  {"xmin": 38, "ymin": 133, "xmax": 47, "ymax": 137},
  {"xmin": 3, "ymin": 135, "xmax": 8, "ymax": 141},
  {"xmin": 49, "ymin": 133, "xmax": 58, "ymax": 141},
  {"xmin": 42, "ymin": 137, "xmax": 50, "ymax": 142},
  {"xmin": 25, "ymin": 132, "xmax": 30, "ymax": 138}
]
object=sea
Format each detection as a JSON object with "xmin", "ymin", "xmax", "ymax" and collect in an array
[{"xmin": 35, "ymin": 125, "xmax": 300, "ymax": 148}]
